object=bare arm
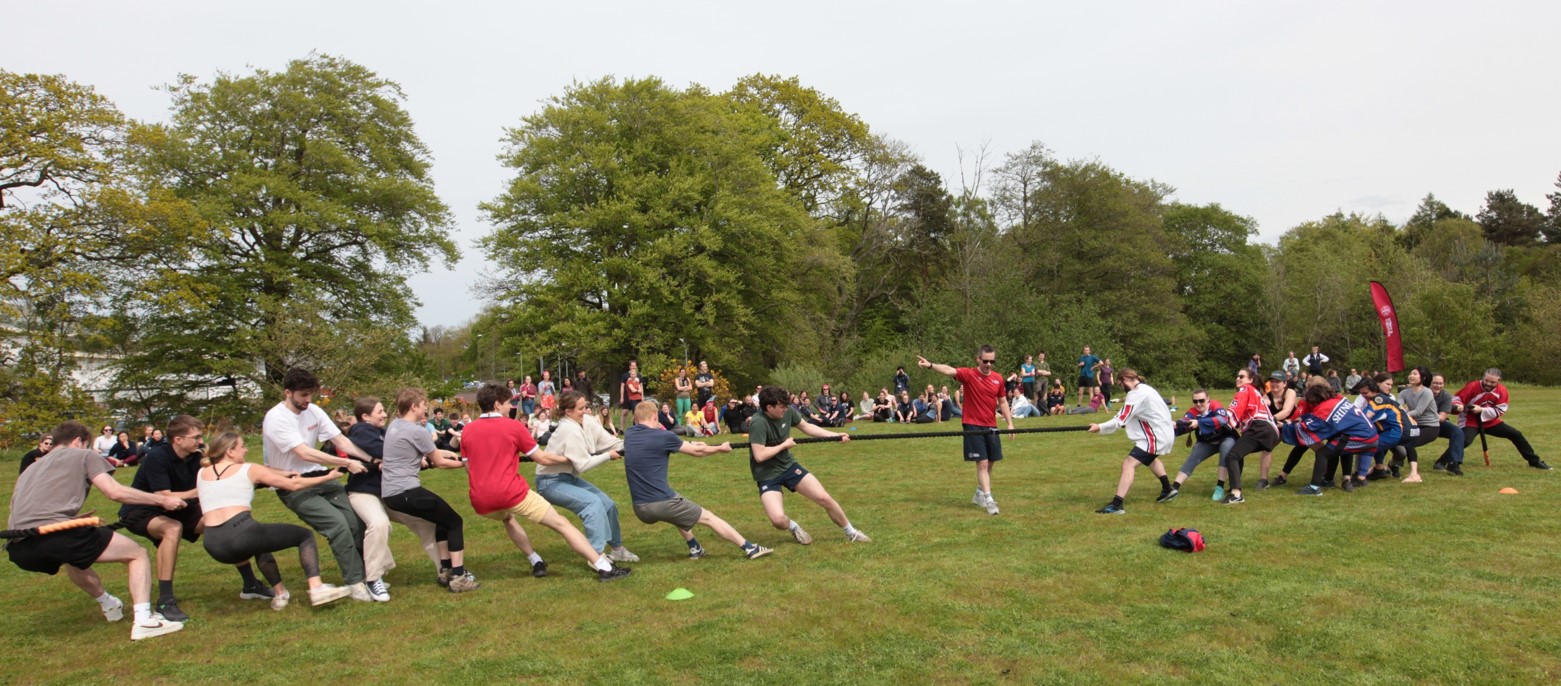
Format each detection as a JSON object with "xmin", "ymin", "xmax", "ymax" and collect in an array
[
  {"xmin": 998, "ymin": 397, "xmax": 1015, "ymax": 430},
  {"xmin": 91, "ymin": 473, "xmax": 186, "ymax": 510},
  {"xmin": 678, "ymin": 441, "xmax": 733, "ymax": 457},
  {"xmin": 426, "ymin": 449, "xmax": 466, "ymax": 469},
  {"xmin": 290, "ymin": 439, "xmax": 368, "ymax": 474},
  {"xmin": 750, "ymin": 438, "xmax": 795, "ymax": 463},
  {"xmin": 797, "ymin": 419, "xmax": 848, "ymax": 442},
  {"xmin": 253, "ymin": 463, "xmax": 344, "ymax": 491},
  {"xmin": 917, "ymin": 355, "xmax": 957, "ymax": 378}
]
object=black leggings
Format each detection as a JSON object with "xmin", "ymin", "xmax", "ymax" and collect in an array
[
  {"xmin": 203, "ymin": 512, "xmax": 320, "ymax": 581},
  {"xmin": 1402, "ymin": 428, "xmax": 1438, "ymax": 463},
  {"xmin": 1280, "ymin": 443, "xmax": 1309, "ymax": 475},
  {"xmin": 383, "ymin": 487, "xmax": 464, "ymax": 552},
  {"xmin": 1225, "ymin": 422, "xmax": 1279, "ymax": 492},
  {"xmin": 1462, "ymin": 423, "xmax": 1541, "ymax": 463}
]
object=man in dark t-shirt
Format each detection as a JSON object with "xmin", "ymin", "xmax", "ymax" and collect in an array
[
  {"xmin": 19, "ymin": 435, "xmax": 53, "ymax": 474},
  {"xmin": 746, "ymin": 386, "xmax": 872, "ymax": 546},
  {"xmin": 622, "ymin": 402, "xmax": 771, "ymax": 560},
  {"xmin": 694, "ymin": 361, "xmax": 715, "ymax": 409}
]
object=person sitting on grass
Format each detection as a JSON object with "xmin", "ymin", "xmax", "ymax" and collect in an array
[
  {"xmin": 872, "ymin": 389, "xmax": 893, "ymax": 422},
  {"xmin": 461, "ymin": 384, "xmax": 631, "ymax": 582},
  {"xmin": 196, "ymin": 431, "xmax": 356, "ymax": 610},
  {"xmin": 622, "ymin": 401, "xmax": 774, "ymax": 561},
  {"xmin": 1008, "ymin": 387, "xmax": 1043, "ymax": 418},
  {"xmin": 658, "ymin": 402, "xmax": 694, "ymax": 436},
  {"xmin": 6, "ymin": 421, "xmax": 189, "ymax": 640},
  {"xmin": 855, "ymin": 391, "xmax": 876, "ymax": 422},
  {"xmin": 1088, "ymin": 370, "xmax": 1176, "ymax": 514},
  {"xmin": 683, "ymin": 405, "xmax": 707, "ymax": 437},
  {"xmin": 747, "ymin": 386, "xmax": 872, "ymax": 546},
  {"xmin": 895, "ymin": 391, "xmax": 916, "ymax": 424},
  {"xmin": 1046, "ymin": 380, "xmax": 1068, "ymax": 416}
]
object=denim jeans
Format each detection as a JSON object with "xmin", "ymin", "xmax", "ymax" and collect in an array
[{"xmin": 535, "ymin": 473, "xmax": 622, "ymax": 551}]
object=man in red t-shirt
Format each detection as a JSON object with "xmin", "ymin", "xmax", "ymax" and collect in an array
[
  {"xmin": 1453, "ymin": 368, "xmax": 1549, "ymax": 469},
  {"xmin": 919, "ymin": 345, "xmax": 1014, "ymax": 515},
  {"xmin": 461, "ymin": 384, "xmax": 631, "ymax": 582}
]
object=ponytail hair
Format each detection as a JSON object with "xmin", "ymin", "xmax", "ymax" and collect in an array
[{"xmin": 203, "ymin": 431, "xmax": 244, "ymax": 467}]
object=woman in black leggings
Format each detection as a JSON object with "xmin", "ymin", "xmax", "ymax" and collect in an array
[
  {"xmin": 380, "ymin": 388, "xmax": 478, "ymax": 592},
  {"xmin": 197, "ymin": 432, "xmax": 353, "ymax": 609}
]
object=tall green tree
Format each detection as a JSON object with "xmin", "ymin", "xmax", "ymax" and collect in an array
[
  {"xmin": 1400, "ymin": 192, "xmax": 1469, "ymax": 250},
  {"xmin": 479, "ymin": 77, "xmax": 834, "ymax": 383},
  {"xmin": 1544, "ymin": 172, "xmax": 1561, "ymax": 244},
  {"xmin": 122, "ymin": 54, "xmax": 456, "ymax": 402},
  {"xmin": 1476, "ymin": 189, "xmax": 1545, "ymax": 246},
  {"xmin": 1162, "ymin": 202, "xmax": 1269, "ymax": 382}
]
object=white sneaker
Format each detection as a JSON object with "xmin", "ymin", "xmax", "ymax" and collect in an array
[
  {"xmin": 971, "ymin": 489, "xmax": 985, "ymax": 506},
  {"xmin": 309, "ymin": 584, "xmax": 352, "ymax": 607},
  {"xmin": 271, "ymin": 591, "xmax": 291, "ymax": 611},
  {"xmin": 348, "ymin": 581, "xmax": 373, "ymax": 602},
  {"xmin": 790, "ymin": 524, "xmax": 813, "ymax": 545},
  {"xmin": 608, "ymin": 547, "xmax": 640, "ymax": 563},
  {"xmin": 101, "ymin": 596, "xmax": 124, "ymax": 622},
  {"xmin": 365, "ymin": 578, "xmax": 391, "ymax": 602},
  {"xmin": 984, "ymin": 494, "xmax": 1000, "ymax": 516},
  {"xmin": 845, "ymin": 530, "xmax": 873, "ymax": 543},
  {"xmin": 130, "ymin": 614, "xmax": 184, "ymax": 641}
]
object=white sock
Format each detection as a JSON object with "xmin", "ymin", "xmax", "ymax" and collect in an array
[
  {"xmin": 842, "ymin": 523, "xmax": 858, "ymax": 535},
  {"xmin": 95, "ymin": 593, "xmax": 118, "ymax": 609},
  {"xmin": 527, "ymin": 552, "xmax": 543, "ymax": 565},
  {"xmin": 593, "ymin": 555, "xmax": 613, "ymax": 572},
  {"xmin": 133, "ymin": 603, "xmax": 152, "ymax": 624},
  {"xmin": 787, "ymin": 520, "xmax": 799, "ymax": 531}
]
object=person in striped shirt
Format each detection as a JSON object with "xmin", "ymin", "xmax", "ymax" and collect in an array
[{"xmin": 1087, "ymin": 370, "xmax": 1175, "ymax": 515}]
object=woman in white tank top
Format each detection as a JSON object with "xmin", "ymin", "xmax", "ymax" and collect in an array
[{"xmin": 197, "ymin": 432, "xmax": 353, "ymax": 609}]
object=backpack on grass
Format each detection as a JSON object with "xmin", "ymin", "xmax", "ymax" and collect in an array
[{"xmin": 1158, "ymin": 527, "xmax": 1205, "ymax": 552}]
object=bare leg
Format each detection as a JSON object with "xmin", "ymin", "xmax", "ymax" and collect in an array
[
  {"xmin": 533, "ymin": 511, "xmax": 605, "ymax": 565},
  {"xmin": 145, "ymin": 517, "xmax": 183, "ymax": 583},
  {"xmin": 793, "ymin": 474, "xmax": 849, "ymax": 528},
  {"xmin": 499, "ymin": 516, "xmax": 538, "ymax": 555},
  {"xmin": 1115, "ymin": 457, "xmax": 1137, "ymax": 499},
  {"xmin": 761, "ymin": 491, "xmax": 790, "ymax": 530},
  {"xmin": 65, "ymin": 566, "xmax": 105, "ymax": 597},
  {"xmin": 695, "ymin": 509, "xmax": 748, "ymax": 547},
  {"xmin": 976, "ymin": 459, "xmax": 993, "ymax": 494},
  {"xmin": 90, "ymin": 533, "xmax": 152, "ymax": 607}
]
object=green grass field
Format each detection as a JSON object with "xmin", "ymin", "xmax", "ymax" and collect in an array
[{"xmin": 1, "ymin": 387, "xmax": 1558, "ymax": 685}]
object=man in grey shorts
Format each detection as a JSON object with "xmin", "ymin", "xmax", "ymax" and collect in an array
[{"xmin": 621, "ymin": 402, "xmax": 773, "ymax": 560}]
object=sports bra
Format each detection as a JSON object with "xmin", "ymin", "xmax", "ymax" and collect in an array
[{"xmin": 197, "ymin": 463, "xmax": 255, "ymax": 511}]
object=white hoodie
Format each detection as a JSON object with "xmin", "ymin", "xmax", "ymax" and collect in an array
[
  {"xmin": 1096, "ymin": 382, "xmax": 1174, "ymax": 456},
  {"xmin": 536, "ymin": 413, "xmax": 624, "ymax": 477}
]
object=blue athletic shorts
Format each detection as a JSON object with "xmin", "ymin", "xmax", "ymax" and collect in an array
[
  {"xmin": 963, "ymin": 426, "xmax": 1003, "ymax": 462},
  {"xmin": 757, "ymin": 464, "xmax": 811, "ymax": 494}
]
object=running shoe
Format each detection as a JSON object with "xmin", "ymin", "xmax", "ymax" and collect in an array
[
  {"xmin": 1256, "ymin": 479, "xmax": 1270, "ymax": 490},
  {"xmin": 1530, "ymin": 460, "xmax": 1552, "ymax": 470},
  {"xmin": 531, "ymin": 560, "xmax": 549, "ymax": 578},
  {"xmin": 1295, "ymin": 484, "xmax": 1324, "ymax": 496},
  {"xmin": 1342, "ymin": 478, "xmax": 1356, "ymax": 493},
  {"xmin": 308, "ymin": 584, "xmax": 351, "ymax": 607},
  {"xmin": 270, "ymin": 591, "xmax": 290, "ymax": 611},
  {"xmin": 447, "ymin": 572, "xmax": 480, "ymax": 593},
  {"xmin": 845, "ymin": 530, "xmax": 873, "ymax": 543},
  {"xmin": 1273, "ymin": 474, "xmax": 1289, "ymax": 486},
  {"xmin": 597, "ymin": 566, "xmax": 632, "ymax": 582},
  {"xmin": 1446, "ymin": 463, "xmax": 1464, "ymax": 476},
  {"xmin": 790, "ymin": 524, "xmax": 813, "ymax": 545},
  {"xmin": 1432, "ymin": 459, "xmax": 1448, "ymax": 472},
  {"xmin": 609, "ymin": 547, "xmax": 640, "ymax": 563},
  {"xmin": 365, "ymin": 578, "xmax": 391, "ymax": 602},
  {"xmin": 744, "ymin": 545, "xmax": 774, "ymax": 560},
  {"xmin": 1211, "ymin": 485, "xmax": 1226, "ymax": 502},
  {"xmin": 971, "ymin": 489, "xmax": 985, "ymax": 506},
  {"xmin": 155, "ymin": 599, "xmax": 189, "ymax": 623},
  {"xmin": 983, "ymin": 495, "xmax": 1000, "ymax": 516},
  {"xmin": 240, "ymin": 580, "xmax": 275, "ymax": 601},
  {"xmin": 1224, "ymin": 494, "xmax": 1245, "ymax": 505},
  {"xmin": 1155, "ymin": 488, "xmax": 1179, "ymax": 503},
  {"xmin": 101, "ymin": 596, "xmax": 124, "ymax": 622},
  {"xmin": 348, "ymin": 581, "xmax": 373, "ymax": 602},
  {"xmin": 131, "ymin": 614, "xmax": 184, "ymax": 641},
  {"xmin": 437, "ymin": 567, "xmax": 454, "ymax": 587},
  {"xmin": 688, "ymin": 545, "xmax": 706, "ymax": 560},
  {"xmin": 1095, "ymin": 502, "xmax": 1126, "ymax": 515}
]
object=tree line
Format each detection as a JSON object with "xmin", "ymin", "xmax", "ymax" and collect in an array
[{"xmin": 4, "ymin": 55, "xmax": 1560, "ymax": 444}]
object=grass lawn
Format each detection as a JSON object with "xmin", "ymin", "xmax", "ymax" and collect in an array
[{"xmin": 1, "ymin": 386, "xmax": 1558, "ymax": 685}]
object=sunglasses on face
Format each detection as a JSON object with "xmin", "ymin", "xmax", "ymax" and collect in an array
[{"xmin": 1193, "ymin": 399, "xmax": 1208, "ymax": 404}]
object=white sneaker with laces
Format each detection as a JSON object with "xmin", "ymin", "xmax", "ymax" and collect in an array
[
  {"xmin": 309, "ymin": 584, "xmax": 352, "ymax": 607},
  {"xmin": 984, "ymin": 494, "xmax": 1000, "ymax": 516},
  {"xmin": 971, "ymin": 489, "xmax": 985, "ymax": 506},
  {"xmin": 845, "ymin": 530, "xmax": 873, "ymax": 543},
  {"xmin": 608, "ymin": 547, "xmax": 640, "ymax": 563},
  {"xmin": 348, "ymin": 581, "xmax": 373, "ymax": 602},
  {"xmin": 790, "ymin": 524, "xmax": 813, "ymax": 545},
  {"xmin": 101, "ymin": 596, "xmax": 124, "ymax": 622},
  {"xmin": 271, "ymin": 591, "xmax": 291, "ymax": 611},
  {"xmin": 131, "ymin": 614, "xmax": 184, "ymax": 641}
]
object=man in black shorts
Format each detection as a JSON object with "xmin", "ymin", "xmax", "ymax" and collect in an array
[
  {"xmin": 6, "ymin": 421, "xmax": 188, "ymax": 640},
  {"xmin": 622, "ymin": 402, "xmax": 773, "ymax": 559},
  {"xmin": 919, "ymin": 345, "xmax": 1014, "ymax": 515},
  {"xmin": 747, "ymin": 386, "xmax": 872, "ymax": 545},
  {"xmin": 118, "ymin": 415, "xmax": 272, "ymax": 622}
]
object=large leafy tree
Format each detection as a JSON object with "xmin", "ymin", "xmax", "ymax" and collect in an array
[
  {"xmin": 1476, "ymin": 189, "xmax": 1545, "ymax": 246},
  {"xmin": 479, "ymin": 77, "xmax": 830, "ymax": 382},
  {"xmin": 1162, "ymin": 202, "xmax": 1269, "ymax": 382},
  {"xmin": 123, "ymin": 54, "xmax": 456, "ymax": 401}
]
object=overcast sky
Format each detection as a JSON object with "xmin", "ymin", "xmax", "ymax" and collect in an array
[{"xmin": 8, "ymin": 1, "xmax": 1559, "ymax": 329}]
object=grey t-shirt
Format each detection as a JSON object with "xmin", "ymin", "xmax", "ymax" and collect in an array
[
  {"xmin": 7, "ymin": 448, "xmax": 110, "ymax": 529},
  {"xmin": 382, "ymin": 417, "xmax": 436, "ymax": 498},
  {"xmin": 1398, "ymin": 386, "xmax": 1439, "ymax": 428},
  {"xmin": 1434, "ymin": 389, "xmax": 1455, "ymax": 416}
]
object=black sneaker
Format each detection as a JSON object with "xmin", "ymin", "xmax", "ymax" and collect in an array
[
  {"xmin": 1390, "ymin": 464, "xmax": 1401, "ymax": 479},
  {"xmin": 1446, "ymin": 463, "xmax": 1464, "ymax": 476},
  {"xmin": 688, "ymin": 544, "xmax": 706, "ymax": 560},
  {"xmin": 1256, "ymin": 479, "xmax": 1270, "ymax": 490},
  {"xmin": 1273, "ymin": 474, "xmax": 1288, "ymax": 486},
  {"xmin": 1529, "ymin": 460, "xmax": 1552, "ymax": 470},
  {"xmin": 1367, "ymin": 469, "xmax": 1388, "ymax": 481},
  {"xmin": 1296, "ymin": 484, "xmax": 1323, "ymax": 496},
  {"xmin": 1224, "ymin": 494, "xmax": 1245, "ymax": 505},
  {"xmin": 1155, "ymin": 488, "xmax": 1179, "ymax": 503},
  {"xmin": 156, "ymin": 599, "xmax": 189, "ymax": 622},
  {"xmin": 1342, "ymin": 478, "xmax": 1356, "ymax": 493},
  {"xmin": 531, "ymin": 560, "xmax": 548, "ymax": 578},
  {"xmin": 597, "ymin": 566, "xmax": 632, "ymax": 582},
  {"xmin": 1095, "ymin": 502, "xmax": 1125, "ymax": 515},
  {"xmin": 240, "ymin": 580, "xmax": 275, "ymax": 601},
  {"xmin": 1432, "ymin": 459, "xmax": 1448, "ymax": 472}
]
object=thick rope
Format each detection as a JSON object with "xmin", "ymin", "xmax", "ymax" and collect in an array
[{"xmin": 724, "ymin": 424, "xmax": 1091, "ymax": 450}]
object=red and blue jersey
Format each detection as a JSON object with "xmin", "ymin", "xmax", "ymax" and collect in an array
[
  {"xmin": 1282, "ymin": 396, "xmax": 1379, "ymax": 454},
  {"xmin": 1174, "ymin": 400, "xmax": 1237, "ymax": 444},
  {"xmin": 1361, "ymin": 394, "xmax": 1406, "ymax": 447}
]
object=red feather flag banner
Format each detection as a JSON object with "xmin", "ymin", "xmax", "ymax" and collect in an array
[{"xmin": 1369, "ymin": 281, "xmax": 1404, "ymax": 373}]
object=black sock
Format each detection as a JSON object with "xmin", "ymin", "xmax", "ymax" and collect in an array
[
  {"xmin": 451, "ymin": 565, "xmax": 466, "ymax": 576},
  {"xmin": 1217, "ymin": 480, "xmax": 1226, "ymax": 488},
  {"xmin": 440, "ymin": 559, "xmax": 453, "ymax": 570},
  {"xmin": 1172, "ymin": 479, "xmax": 1183, "ymax": 490},
  {"xmin": 1158, "ymin": 475, "xmax": 1171, "ymax": 490},
  {"xmin": 1110, "ymin": 496, "xmax": 1124, "ymax": 507},
  {"xmin": 157, "ymin": 580, "xmax": 174, "ymax": 602},
  {"xmin": 236, "ymin": 563, "xmax": 258, "ymax": 585},
  {"xmin": 687, "ymin": 538, "xmax": 702, "ymax": 549}
]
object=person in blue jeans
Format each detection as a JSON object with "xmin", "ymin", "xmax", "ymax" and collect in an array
[
  {"xmin": 1007, "ymin": 388, "xmax": 1043, "ymax": 418},
  {"xmin": 534, "ymin": 390, "xmax": 639, "ymax": 563}
]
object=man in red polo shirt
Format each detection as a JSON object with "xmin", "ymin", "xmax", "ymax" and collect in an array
[
  {"xmin": 461, "ymin": 383, "xmax": 631, "ymax": 582},
  {"xmin": 919, "ymin": 345, "xmax": 1015, "ymax": 515}
]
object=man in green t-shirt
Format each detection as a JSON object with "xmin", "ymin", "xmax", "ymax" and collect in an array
[{"xmin": 748, "ymin": 386, "xmax": 872, "ymax": 545}]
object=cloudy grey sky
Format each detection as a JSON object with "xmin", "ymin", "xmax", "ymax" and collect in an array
[{"xmin": 8, "ymin": 1, "xmax": 1558, "ymax": 328}]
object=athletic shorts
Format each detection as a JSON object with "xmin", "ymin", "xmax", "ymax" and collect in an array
[
  {"xmin": 1077, "ymin": 375, "xmax": 1098, "ymax": 388},
  {"xmin": 622, "ymin": 398, "xmax": 641, "ymax": 410},
  {"xmin": 633, "ymin": 496, "xmax": 703, "ymax": 529},
  {"xmin": 1128, "ymin": 446, "xmax": 1159, "ymax": 466},
  {"xmin": 757, "ymin": 465, "xmax": 811, "ymax": 494},
  {"xmin": 6, "ymin": 526, "xmax": 115, "ymax": 575},
  {"xmin": 119, "ymin": 501, "xmax": 203, "ymax": 544},
  {"xmin": 480, "ymin": 489, "xmax": 555, "ymax": 525},
  {"xmin": 963, "ymin": 425, "xmax": 1003, "ymax": 462}
]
